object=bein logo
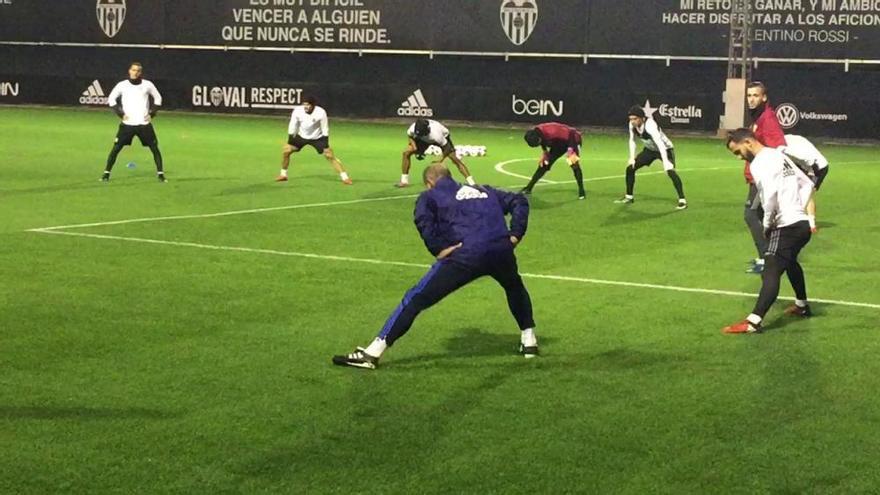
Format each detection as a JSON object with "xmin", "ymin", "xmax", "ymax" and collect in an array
[{"xmin": 512, "ymin": 94, "xmax": 563, "ymax": 117}]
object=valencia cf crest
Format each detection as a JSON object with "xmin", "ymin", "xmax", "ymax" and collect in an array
[
  {"xmin": 210, "ymin": 87, "xmax": 224, "ymax": 107},
  {"xmin": 96, "ymin": 0, "xmax": 126, "ymax": 39},
  {"xmin": 500, "ymin": 0, "xmax": 538, "ymax": 46}
]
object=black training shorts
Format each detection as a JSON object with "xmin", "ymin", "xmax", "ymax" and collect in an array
[
  {"xmin": 288, "ymin": 135, "xmax": 330, "ymax": 154},
  {"xmin": 115, "ymin": 123, "xmax": 157, "ymax": 147}
]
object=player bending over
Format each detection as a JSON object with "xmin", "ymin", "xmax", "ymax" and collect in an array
[
  {"xmin": 520, "ymin": 122, "xmax": 586, "ymax": 199},
  {"xmin": 397, "ymin": 118, "xmax": 475, "ymax": 187},
  {"xmin": 781, "ymin": 134, "xmax": 830, "ymax": 233}
]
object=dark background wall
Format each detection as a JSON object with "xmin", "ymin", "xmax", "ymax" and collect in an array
[
  {"xmin": 2, "ymin": 0, "xmax": 879, "ymax": 137},
  {"xmin": 2, "ymin": 45, "xmax": 877, "ymax": 138}
]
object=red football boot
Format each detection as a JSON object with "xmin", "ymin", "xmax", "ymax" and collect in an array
[{"xmin": 722, "ymin": 320, "xmax": 761, "ymax": 334}]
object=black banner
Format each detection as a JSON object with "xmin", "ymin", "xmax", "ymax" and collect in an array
[
  {"xmin": 3, "ymin": 59, "xmax": 874, "ymax": 138},
  {"xmin": 2, "ymin": 0, "xmax": 879, "ymax": 59},
  {"xmin": 589, "ymin": 0, "xmax": 880, "ymax": 59}
]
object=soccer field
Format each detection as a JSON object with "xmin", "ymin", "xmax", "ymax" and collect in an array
[{"xmin": 2, "ymin": 106, "xmax": 880, "ymax": 493}]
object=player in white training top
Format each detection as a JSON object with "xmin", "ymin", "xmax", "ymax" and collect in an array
[
  {"xmin": 276, "ymin": 96, "xmax": 352, "ymax": 185},
  {"xmin": 101, "ymin": 62, "xmax": 165, "ymax": 182},
  {"xmin": 397, "ymin": 119, "xmax": 474, "ymax": 188},
  {"xmin": 723, "ymin": 128, "xmax": 815, "ymax": 334},
  {"xmin": 780, "ymin": 134, "xmax": 830, "ymax": 233},
  {"xmin": 615, "ymin": 105, "xmax": 687, "ymax": 210}
]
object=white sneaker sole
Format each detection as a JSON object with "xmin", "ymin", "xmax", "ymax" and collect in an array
[{"xmin": 347, "ymin": 362, "xmax": 376, "ymax": 369}]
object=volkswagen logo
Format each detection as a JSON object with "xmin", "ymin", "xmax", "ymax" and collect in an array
[{"xmin": 776, "ymin": 103, "xmax": 800, "ymax": 129}]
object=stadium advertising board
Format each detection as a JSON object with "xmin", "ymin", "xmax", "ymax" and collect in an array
[
  {"xmin": 587, "ymin": 0, "xmax": 880, "ymax": 59},
  {"xmin": 0, "ymin": 81, "xmax": 20, "ymax": 102},
  {"xmin": 1, "ymin": 69, "xmax": 875, "ymax": 138},
  {"xmin": 774, "ymin": 100, "xmax": 851, "ymax": 132},
  {"xmin": 1, "ymin": 1, "xmax": 879, "ymax": 59},
  {"xmin": 191, "ymin": 85, "xmax": 306, "ymax": 110},
  {"xmin": 510, "ymin": 93, "xmax": 566, "ymax": 121}
]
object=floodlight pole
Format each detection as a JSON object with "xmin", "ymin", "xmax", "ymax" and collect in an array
[{"xmin": 719, "ymin": 0, "xmax": 753, "ymax": 134}]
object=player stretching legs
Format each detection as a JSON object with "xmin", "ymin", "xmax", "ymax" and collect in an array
[
  {"xmin": 723, "ymin": 129, "xmax": 815, "ymax": 334},
  {"xmin": 398, "ymin": 119, "xmax": 475, "ymax": 187},
  {"xmin": 101, "ymin": 62, "xmax": 165, "ymax": 183},
  {"xmin": 276, "ymin": 96, "xmax": 352, "ymax": 185},
  {"xmin": 615, "ymin": 105, "xmax": 686, "ymax": 210},
  {"xmin": 521, "ymin": 122, "xmax": 586, "ymax": 199},
  {"xmin": 333, "ymin": 164, "xmax": 537, "ymax": 369}
]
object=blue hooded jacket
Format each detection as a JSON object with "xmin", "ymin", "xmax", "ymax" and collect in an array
[{"xmin": 413, "ymin": 177, "xmax": 529, "ymax": 266}]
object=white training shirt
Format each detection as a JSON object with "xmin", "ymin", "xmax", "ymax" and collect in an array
[
  {"xmin": 407, "ymin": 119, "xmax": 450, "ymax": 146},
  {"xmin": 288, "ymin": 105, "xmax": 329, "ymax": 140},
  {"xmin": 780, "ymin": 134, "xmax": 829, "ymax": 172},
  {"xmin": 629, "ymin": 118, "xmax": 674, "ymax": 170},
  {"xmin": 749, "ymin": 147, "xmax": 814, "ymax": 231},
  {"xmin": 108, "ymin": 79, "xmax": 162, "ymax": 126}
]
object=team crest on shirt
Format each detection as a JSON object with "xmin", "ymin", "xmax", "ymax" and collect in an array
[
  {"xmin": 96, "ymin": 0, "xmax": 126, "ymax": 38},
  {"xmin": 456, "ymin": 186, "xmax": 489, "ymax": 201},
  {"xmin": 500, "ymin": 1, "xmax": 538, "ymax": 46}
]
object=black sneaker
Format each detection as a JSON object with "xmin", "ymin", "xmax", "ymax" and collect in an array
[
  {"xmin": 746, "ymin": 263, "xmax": 765, "ymax": 274},
  {"xmin": 332, "ymin": 347, "xmax": 379, "ymax": 370},
  {"xmin": 578, "ymin": 191, "xmax": 586, "ymax": 200},
  {"xmin": 157, "ymin": 175, "xmax": 168, "ymax": 183},
  {"xmin": 614, "ymin": 196, "xmax": 634, "ymax": 204},
  {"xmin": 100, "ymin": 175, "xmax": 110, "ymax": 182},
  {"xmin": 784, "ymin": 304, "xmax": 813, "ymax": 317},
  {"xmin": 676, "ymin": 200, "xmax": 688, "ymax": 210},
  {"xmin": 518, "ymin": 343, "xmax": 539, "ymax": 359}
]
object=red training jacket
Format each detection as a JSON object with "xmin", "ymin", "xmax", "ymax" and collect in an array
[
  {"xmin": 745, "ymin": 103, "xmax": 786, "ymax": 183},
  {"xmin": 536, "ymin": 122, "xmax": 582, "ymax": 148}
]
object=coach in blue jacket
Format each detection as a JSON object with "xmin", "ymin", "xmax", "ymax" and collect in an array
[{"xmin": 333, "ymin": 164, "xmax": 538, "ymax": 370}]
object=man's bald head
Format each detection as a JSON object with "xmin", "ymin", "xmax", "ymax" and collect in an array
[{"xmin": 422, "ymin": 164, "xmax": 452, "ymax": 189}]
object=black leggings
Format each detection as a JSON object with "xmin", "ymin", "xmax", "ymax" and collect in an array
[
  {"xmin": 105, "ymin": 143, "xmax": 164, "ymax": 173},
  {"xmin": 751, "ymin": 222, "xmax": 812, "ymax": 317}
]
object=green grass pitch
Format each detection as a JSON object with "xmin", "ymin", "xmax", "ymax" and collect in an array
[{"xmin": 2, "ymin": 106, "xmax": 879, "ymax": 493}]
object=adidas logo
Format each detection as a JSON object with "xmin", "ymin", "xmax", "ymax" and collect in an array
[
  {"xmin": 79, "ymin": 80, "xmax": 108, "ymax": 105},
  {"xmin": 397, "ymin": 89, "xmax": 433, "ymax": 117}
]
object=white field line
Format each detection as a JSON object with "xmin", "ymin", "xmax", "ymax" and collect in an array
[
  {"xmin": 31, "ymin": 229, "xmax": 880, "ymax": 310},
  {"xmin": 25, "ymin": 158, "xmax": 880, "ymax": 310},
  {"xmin": 27, "ymin": 157, "xmax": 867, "ymax": 232},
  {"xmin": 495, "ymin": 159, "xmax": 560, "ymax": 183},
  {"xmin": 495, "ymin": 157, "xmax": 874, "ymax": 185},
  {"xmin": 27, "ymin": 193, "xmax": 419, "ymax": 232},
  {"xmin": 494, "ymin": 158, "xmax": 734, "ymax": 185},
  {"xmin": 27, "ymin": 161, "xmax": 659, "ymax": 231}
]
